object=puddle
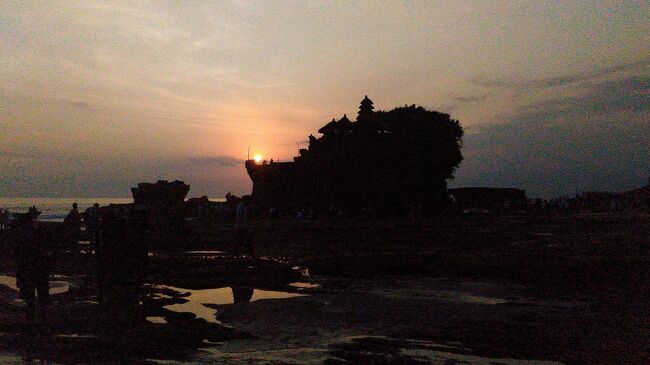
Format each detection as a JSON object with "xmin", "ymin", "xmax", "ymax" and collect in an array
[
  {"xmin": 185, "ymin": 250, "xmax": 225, "ymax": 255},
  {"xmin": 335, "ymin": 336, "xmax": 564, "ymax": 365},
  {"xmin": 154, "ymin": 285, "xmax": 307, "ymax": 324},
  {"xmin": 49, "ymin": 281, "xmax": 70, "ymax": 295},
  {"xmin": 0, "ymin": 275, "xmax": 70, "ymax": 295},
  {"xmin": 146, "ymin": 316, "xmax": 168, "ymax": 324},
  {"xmin": 288, "ymin": 282, "xmax": 320, "ymax": 289},
  {"xmin": 0, "ymin": 275, "xmax": 18, "ymax": 291},
  {"xmin": 202, "ymin": 339, "xmax": 220, "ymax": 345},
  {"xmin": 55, "ymin": 334, "xmax": 96, "ymax": 338}
]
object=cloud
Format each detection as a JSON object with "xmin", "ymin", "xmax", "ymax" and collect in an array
[
  {"xmin": 0, "ymin": 149, "xmax": 44, "ymax": 159},
  {"xmin": 71, "ymin": 101, "xmax": 91, "ymax": 110},
  {"xmin": 452, "ymin": 76, "xmax": 650, "ymax": 197},
  {"xmin": 517, "ymin": 77, "xmax": 650, "ymax": 118},
  {"xmin": 443, "ymin": 93, "xmax": 490, "ymax": 112},
  {"xmin": 470, "ymin": 56, "xmax": 650, "ymax": 90},
  {"xmin": 451, "ymin": 94, "xmax": 489, "ymax": 104}
]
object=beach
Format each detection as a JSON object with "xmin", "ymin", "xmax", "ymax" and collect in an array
[{"xmin": 0, "ymin": 212, "xmax": 648, "ymax": 364}]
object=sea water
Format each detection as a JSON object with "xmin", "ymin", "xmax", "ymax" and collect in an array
[
  {"xmin": 0, "ymin": 197, "xmax": 133, "ymax": 221},
  {"xmin": 0, "ymin": 197, "xmax": 225, "ymax": 222}
]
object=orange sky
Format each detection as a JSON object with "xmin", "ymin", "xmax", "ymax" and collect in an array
[{"xmin": 1, "ymin": 1, "xmax": 648, "ymax": 197}]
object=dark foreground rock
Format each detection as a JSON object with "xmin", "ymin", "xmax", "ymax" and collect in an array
[{"xmin": 0, "ymin": 213, "xmax": 648, "ymax": 364}]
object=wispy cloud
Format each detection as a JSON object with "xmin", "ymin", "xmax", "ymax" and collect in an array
[
  {"xmin": 453, "ymin": 75, "xmax": 650, "ymax": 197},
  {"xmin": 451, "ymin": 94, "xmax": 489, "ymax": 104},
  {"xmin": 0, "ymin": 150, "xmax": 44, "ymax": 159},
  {"xmin": 470, "ymin": 56, "xmax": 650, "ymax": 90},
  {"xmin": 71, "ymin": 101, "xmax": 91, "ymax": 110}
]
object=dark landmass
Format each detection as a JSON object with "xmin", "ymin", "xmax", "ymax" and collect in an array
[
  {"xmin": 1, "ymin": 211, "xmax": 648, "ymax": 364},
  {"xmin": 247, "ymin": 97, "xmax": 464, "ymax": 215}
]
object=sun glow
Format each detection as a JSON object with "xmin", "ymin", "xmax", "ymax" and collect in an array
[{"xmin": 254, "ymin": 154, "xmax": 263, "ymax": 164}]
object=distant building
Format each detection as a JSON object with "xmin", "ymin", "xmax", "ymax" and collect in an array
[
  {"xmin": 246, "ymin": 96, "xmax": 464, "ymax": 215},
  {"xmin": 580, "ymin": 177, "xmax": 650, "ymax": 213},
  {"xmin": 448, "ymin": 187, "xmax": 527, "ymax": 212}
]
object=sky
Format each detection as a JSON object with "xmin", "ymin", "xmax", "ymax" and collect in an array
[{"xmin": 1, "ymin": 1, "xmax": 648, "ymax": 198}]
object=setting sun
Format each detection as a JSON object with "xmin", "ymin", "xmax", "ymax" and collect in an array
[{"xmin": 253, "ymin": 154, "xmax": 263, "ymax": 164}]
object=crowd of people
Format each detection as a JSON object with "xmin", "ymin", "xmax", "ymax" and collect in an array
[
  {"xmin": 2, "ymin": 203, "xmax": 150, "ymax": 324},
  {"xmin": 0, "ymin": 194, "xmax": 268, "ymax": 327}
]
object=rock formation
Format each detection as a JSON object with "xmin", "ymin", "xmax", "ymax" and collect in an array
[{"xmin": 247, "ymin": 96, "xmax": 464, "ymax": 215}]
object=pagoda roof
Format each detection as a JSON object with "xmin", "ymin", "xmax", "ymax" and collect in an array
[
  {"xmin": 361, "ymin": 95, "xmax": 373, "ymax": 104},
  {"xmin": 337, "ymin": 114, "xmax": 352, "ymax": 127},
  {"xmin": 318, "ymin": 118, "xmax": 338, "ymax": 134}
]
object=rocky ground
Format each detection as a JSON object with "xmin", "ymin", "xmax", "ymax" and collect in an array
[{"xmin": 0, "ymin": 213, "xmax": 649, "ymax": 364}]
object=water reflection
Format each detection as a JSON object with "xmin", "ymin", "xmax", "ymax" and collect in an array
[
  {"xmin": 232, "ymin": 287, "xmax": 253, "ymax": 303},
  {"xmin": 146, "ymin": 316, "xmax": 168, "ymax": 324},
  {"xmin": 155, "ymin": 285, "xmax": 307, "ymax": 324},
  {"xmin": 288, "ymin": 282, "xmax": 320, "ymax": 289},
  {"xmin": 0, "ymin": 275, "xmax": 18, "ymax": 291},
  {"xmin": 0, "ymin": 274, "xmax": 70, "ymax": 295},
  {"xmin": 185, "ymin": 250, "xmax": 225, "ymax": 255}
]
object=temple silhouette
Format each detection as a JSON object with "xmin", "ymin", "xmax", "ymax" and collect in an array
[{"xmin": 246, "ymin": 96, "xmax": 464, "ymax": 215}]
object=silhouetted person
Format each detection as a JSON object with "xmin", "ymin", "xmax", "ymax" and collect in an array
[
  {"xmin": 0, "ymin": 208, "xmax": 8, "ymax": 230},
  {"xmin": 9, "ymin": 210, "xmax": 52, "ymax": 323},
  {"xmin": 63, "ymin": 202, "xmax": 82, "ymax": 262},
  {"xmin": 96, "ymin": 208, "xmax": 124, "ymax": 302},
  {"xmin": 127, "ymin": 205, "xmax": 149, "ymax": 284},
  {"xmin": 234, "ymin": 195, "xmax": 254, "ymax": 256},
  {"xmin": 231, "ymin": 286, "xmax": 254, "ymax": 303},
  {"xmin": 84, "ymin": 203, "xmax": 100, "ymax": 253},
  {"xmin": 98, "ymin": 207, "xmax": 148, "ymax": 307}
]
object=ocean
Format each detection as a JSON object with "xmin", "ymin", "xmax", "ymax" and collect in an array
[
  {"xmin": 0, "ymin": 197, "xmax": 227, "ymax": 222},
  {"xmin": 0, "ymin": 197, "xmax": 133, "ymax": 222}
]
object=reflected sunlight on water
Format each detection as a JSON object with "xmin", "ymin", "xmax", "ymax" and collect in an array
[
  {"xmin": 0, "ymin": 275, "xmax": 70, "ymax": 295},
  {"xmin": 156, "ymin": 285, "xmax": 307, "ymax": 324}
]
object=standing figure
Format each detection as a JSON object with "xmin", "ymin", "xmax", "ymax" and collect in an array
[
  {"xmin": 231, "ymin": 286, "xmax": 254, "ymax": 303},
  {"xmin": 10, "ymin": 210, "xmax": 53, "ymax": 323},
  {"xmin": 0, "ymin": 208, "xmax": 8, "ymax": 230},
  {"xmin": 84, "ymin": 203, "xmax": 100, "ymax": 253},
  {"xmin": 63, "ymin": 203, "xmax": 82, "ymax": 264},
  {"xmin": 127, "ymin": 205, "xmax": 149, "ymax": 284},
  {"xmin": 234, "ymin": 195, "xmax": 254, "ymax": 257}
]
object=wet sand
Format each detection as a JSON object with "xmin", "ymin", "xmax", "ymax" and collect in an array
[{"xmin": 0, "ymin": 213, "xmax": 649, "ymax": 364}]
